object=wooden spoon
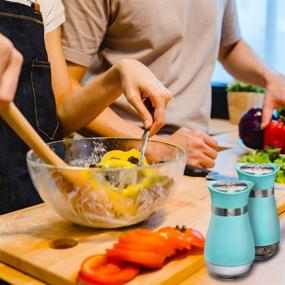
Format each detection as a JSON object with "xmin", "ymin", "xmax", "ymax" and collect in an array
[{"xmin": 0, "ymin": 103, "xmax": 88, "ymax": 188}]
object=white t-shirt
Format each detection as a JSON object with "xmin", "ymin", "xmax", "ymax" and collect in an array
[
  {"xmin": 6, "ymin": 0, "xmax": 65, "ymax": 33},
  {"xmin": 62, "ymin": 0, "xmax": 241, "ymax": 133}
]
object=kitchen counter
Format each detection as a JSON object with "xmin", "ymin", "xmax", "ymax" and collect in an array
[{"xmin": 1, "ymin": 122, "xmax": 285, "ymax": 285}]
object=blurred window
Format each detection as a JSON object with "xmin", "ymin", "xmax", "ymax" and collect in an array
[{"xmin": 213, "ymin": 0, "xmax": 284, "ymax": 83}]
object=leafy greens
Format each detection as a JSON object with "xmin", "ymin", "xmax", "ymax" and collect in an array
[{"xmin": 240, "ymin": 148, "xmax": 285, "ymax": 183}]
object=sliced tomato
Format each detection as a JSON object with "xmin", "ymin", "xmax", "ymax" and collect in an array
[
  {"xmin": 117, "ymin": 229, "xmax": 176, "ymax": 257},
  {"xmin": 106, "ymin": 248, "xmax": 165, "ymax": 269},
  {"xmin": 79, "ymin": 254, "xmax": 139, "ymax": 285},
  {"xmin": 114, "ymin": 240, "xmax": 175, "ymax": 258},
  {"xmin": 157, "ymin": 227, "xmax": 191, "ymax": 251},
  {"xmin": 184, "ymin": 229, "xmax": 205, "ymax": 249}
]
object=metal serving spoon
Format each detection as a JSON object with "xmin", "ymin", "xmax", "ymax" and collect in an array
[{"xmin": 139, "ymin": 98, "xmax": 155, "ymax": 167}]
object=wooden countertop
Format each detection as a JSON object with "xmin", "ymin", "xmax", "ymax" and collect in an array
[{"xmin": 209, "ymin": 119, "xmax": 238, "ymax": 136}]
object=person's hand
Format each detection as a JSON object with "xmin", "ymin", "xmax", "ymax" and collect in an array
[
  {"xmin": 116, "ymin": 59, "xmax": 172, "ymax": 136},
  {"xmin": 261, "ymin": 72, "xmax": 285, "ymax": 129},
  {"xmin": 163, "ymin": 127, "xmax": 218, "ymax": 168},
  {"xmin": 0, "ymin": 34, "xmax": 23, "ymax": 109}
]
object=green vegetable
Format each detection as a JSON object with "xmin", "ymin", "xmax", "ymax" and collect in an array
[
  {"xmin": 274, "ymin": 157, "xmax": 285, "ymax": 170},
  {"xmin": 278, "ymin": 107, "xmax": 285, "ymax": 123},
  {"xmin": 240, "ymin": 151, "xmax": 271, "ymax": 164},
  {"xmin": 227, "ymin": 81, "xmax": 264, "ymax": 93},
  {"xmin": 240, "ymin": 148, "xmax": 285, "ymax": 183},
  {"xmin": 276, "ymin": 170, "xmax": 285, "ymax": 183}
]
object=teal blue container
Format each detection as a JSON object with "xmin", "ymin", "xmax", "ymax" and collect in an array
[
  {"xmin": 205, "ymin": 180, "xmax": 255, "ymax": 279},
  {"xmin": 236, "ymin": 163, "xmax": 280, "ymax": 260}
]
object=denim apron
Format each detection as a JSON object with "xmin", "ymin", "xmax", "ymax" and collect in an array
[{"xmin": 0, "ymin": 0, "xmax": 63, "ymax": 214}]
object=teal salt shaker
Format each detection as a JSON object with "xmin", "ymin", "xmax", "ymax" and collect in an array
[
  {"xmin": 236, "ymin": 163, "xmax": 280, "ymax": 260},
  {"xmin": 205, "ymin": 180, "xmax": 255, "ymax": 279}
]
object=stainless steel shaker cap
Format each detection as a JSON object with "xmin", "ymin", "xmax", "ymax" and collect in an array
[
  {"xmin": 240, "ymin": 164, "xmax": 274, "ymax": 175},
  {"xmin": 213, "ymin": 181, "xmax": 248, "ymax": 193}
]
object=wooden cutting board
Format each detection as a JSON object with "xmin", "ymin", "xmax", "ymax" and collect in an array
[
  {"xmin": 1, "ymin": 147, "xmax": 285, "ymax": 285},
  {"xmin": 0, "ymin": 177, "xmax": 209, "ymax": 285}
]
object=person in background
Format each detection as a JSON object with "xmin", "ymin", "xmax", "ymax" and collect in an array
[
  {"xmin": 62, "ymin": 0, "xmax": 285, "ymax": 169},
  {"xmin": 0, "ymin": 0, "xmax": 171, "ymax": 214}
]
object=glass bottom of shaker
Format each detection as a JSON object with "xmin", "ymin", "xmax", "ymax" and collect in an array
[
  {"xmin": 255, "ymin": 242, "xmax": 279, "ymax": 261},
  {"xmin": 206, "ymin": 261, "xmax": 253, "ymax": 279}
]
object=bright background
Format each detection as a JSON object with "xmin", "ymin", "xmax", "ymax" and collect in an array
[{"xmin": 213, "ymin": 0, "xmax": 285, "ymax": 83}]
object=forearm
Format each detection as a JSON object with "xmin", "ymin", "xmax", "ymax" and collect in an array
[
  {"xmin": 58, "ymin": 65, "xmax": 121, "ymax": 135},
  {"xmin": 86, "ymin": 107, "xmax": 144, "ymax": 138},
  {"xmin": 86, "ymin": 107, "xmax": 167, "ymax": 142},
  {"xmin": 219, "ymin": 39, "xmax": 275, "ymax": 88}
]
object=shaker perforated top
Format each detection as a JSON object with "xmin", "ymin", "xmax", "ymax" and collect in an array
[
  {"xmin": 213, "ymin": 181, "xmax": 248, "ymax": 193},
  {"xmin": 240, "ymin": 164, "xmax": 274, "ymax": 175}
]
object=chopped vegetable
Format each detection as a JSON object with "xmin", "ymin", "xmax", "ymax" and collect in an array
[
  {"xmin": 78, "ymin": 255, "xmax": 139, "ymax": 285},
  {"xmin": 106, "ymin": 248, "xmax": 165, "ymax": 269},
  {"xmin": 106, "ymin": 226, "xmax": 205, "ymax": 269},
  {"xmin": 240, "ymin": 150, "xmax": 272, "ymax": 164},
  {"xmin": 116, "ymin": 229, "xmax": 176, "ymax": 257},
  {"xmin": 276, "ymin": 170, "xmax": 285, "ymax": 184},
  {"xmin": 158, "ymin": 226, "xmax": 205, "ymax": 250},
  {"xmin": 78, "ymin": 226, "xmax": 205, "ymax": 284},
  {"xmin": 106, "ymin": 228, "xmax": 175, "ymax": 268},
  {"xmin": 158, "ymin": 227, "xmax": 192, "ymax": 251},
  {"xmin": 184, "ymin": 229, "xmax": 205, "ymax": 249},
  {"xmin": 73, "ymin": 149, "xmax": 172, "ymax": 221},
  {"xmin": 98, "ymin": 149, "xmax": 148, "ymax": 168}
]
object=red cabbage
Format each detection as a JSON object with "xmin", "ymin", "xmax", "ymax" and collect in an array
[{"xmin": 239, "ymin": 108, "xmax": 264, "ymax": 149}]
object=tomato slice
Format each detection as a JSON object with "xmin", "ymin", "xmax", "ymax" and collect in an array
[
  {"xmin": 158, "ymin": 227, "xmax": 205, "ymax": 250},
  {"xmin": 106, "ymin": 248, "xmax": 165, "ymax": 269},
  {"xmin": 157, "ymin": 227, "xmax": 191, "ymax": 251},
  {"xmin": 114, "ymin": 239, "xmax": 175, "ymax": 257},
  {"xmin": 79, "ymin": 254, "xmax": 139, "ymax": 285},
  {"xmin": 184, "ymin": 229, "xmax": 205, "ymax": 249},
  {"xmin": 118, "ymin": 229, "xmax": 176, "ymax": 257}
]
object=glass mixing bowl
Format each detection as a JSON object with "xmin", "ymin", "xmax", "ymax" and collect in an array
[{"xmin": 27, "ymin": 138, "xmax": 187, "ymax": 228}]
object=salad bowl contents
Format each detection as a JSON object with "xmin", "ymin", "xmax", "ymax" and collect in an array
[{"xmin": 27, "ymin": 138, "xmax": 187, "ymax": 228}]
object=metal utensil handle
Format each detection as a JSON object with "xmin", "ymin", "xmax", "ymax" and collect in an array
[
  {"xmin": 139, "ymin": 129, "xmax": 149, "ymax": 166},
  {"xmin": 139, "ymin": 98, "xmax": 154, "ymax": 166}
]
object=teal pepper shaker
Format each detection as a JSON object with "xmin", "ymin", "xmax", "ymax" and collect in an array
[
  {"xmin": 236, "ymin": 163, "xmax": 280, "ymax": 260},
  {"xmin": 205, "ymin": 180, "xmax": 255, "ymax": 279}
]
